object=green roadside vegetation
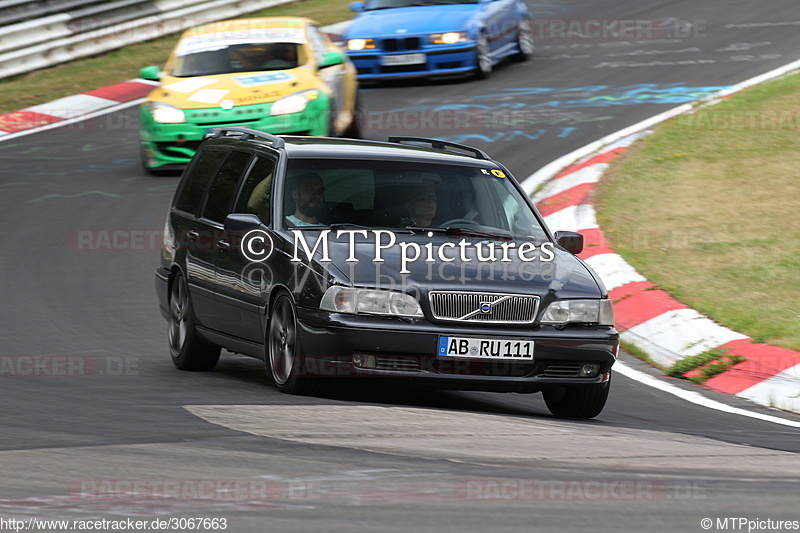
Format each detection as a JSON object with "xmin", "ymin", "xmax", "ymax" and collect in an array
[
  {"xmin": 0, "ymin": 0, "xmax": 352, "ymax": 114},
  {"xmin": 595, "ymin": 70, "xmax": 800, "ymax": 351},
  {"xmin": 666, "ymin": 348, "xmax": 747, "ymax": 385}
]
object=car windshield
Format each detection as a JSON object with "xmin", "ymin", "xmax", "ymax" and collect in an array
[
  {"xmin": 364, "ymin": 0, "xmax": 478, "ymax": 9},
  {"xmin": 281, "ymin": 159, "xmax": 549, "ymax": 241},
  {"xmin": 171, "ymin": 42, "xmax": 304, "ymax": 77}
]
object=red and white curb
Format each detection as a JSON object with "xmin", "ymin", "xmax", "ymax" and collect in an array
[
  {"xmin": 0, "ymin": 79, "xmax": 160, "ymax": 138},
  {"xmin": 526, "ymin": 60, "xmax": 800, "ymax": 416}
]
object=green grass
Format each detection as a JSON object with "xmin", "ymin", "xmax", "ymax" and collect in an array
[
  {"xmin": 619, "ymin": 340, "xmax": 668, "ymax": 372},
  {"xmin": 666, "ymin": 348, "xmax": 747, "ymax": 384},
  {"xmin": 0, "ymin": 0, "xmax": 353, "ymax": 115},
  {"xmin": 596, "ymin": 72, "xmax": 800, "ymax": 351}
]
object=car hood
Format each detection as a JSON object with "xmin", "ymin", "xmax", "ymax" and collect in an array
[
  {"xmin": 307, "ymin": 233, "xmax": 604, "ymax": 300},
  {"xmin": 346, "ymin": 5, "xmax": 478, "ymax": 38},
  {"xmin": 147, "ymin": 66, "xmax": 319, "ymax": 109}
]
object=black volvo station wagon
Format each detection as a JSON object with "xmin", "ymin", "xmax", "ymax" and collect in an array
[{"xmin": 155, "ymin": 127, "xmax": 619, "ymax": 418}]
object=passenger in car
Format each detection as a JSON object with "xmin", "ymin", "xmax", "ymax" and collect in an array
[
  {"xmin": 286, "ymin": 172, "xmax": 325, "ymax": 226},
  {"xmin": 260, "ymin": 43, "xmax": 299, "ymax": 70},
  {"xmin": 402, "ymin": 182, "xmax": 438, "ymax": 227}
]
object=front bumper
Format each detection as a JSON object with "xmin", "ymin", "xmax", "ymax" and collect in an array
[
  {"xmin": 296, "ymin": 308, "xmax": 618, "ymax": 393},
  {"xmin": 139, "ymin": 98, "xmax": 331, "ymax": 169},
  {"xmin": 348, "ymin": 44, "xmax": 477, "ymax": 80}
]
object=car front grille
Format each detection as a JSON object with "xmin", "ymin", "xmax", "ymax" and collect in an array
[
  {"xmin": 154, "ymin": 141, "xmax": 202, "ymax": 159},
  {"xmin": 541, "ymin": 362, "xmax": 584, "ymax": 378},
  {"xmin": 381, "ymin": 37, "xmax": 421, "ymax": 51},
  {"xmin": 428, "ymin": 292, "xmax": 539, "ymax": 324},
  {"xmin": 379, "ymin": 64, "xmax": 426, "ymax": 74},
  {"xmin": 375, "ymin": 356, "xmax": 422, "ymax": 372},
  {"xmin": 434, "ymin": 360, "xmax": 535, "ymax": 377},
  {"xmin": 187, "ymin": 107, "xmax": 270, "ymax": 126},
  {"xmin": 195, "ymin": 118, "xmax": 262, "ymax": 127}
]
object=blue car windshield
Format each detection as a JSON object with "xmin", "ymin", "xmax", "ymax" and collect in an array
[{"xmin": 364, "ymin": 0, "xmax": 478, "ymax": 9}]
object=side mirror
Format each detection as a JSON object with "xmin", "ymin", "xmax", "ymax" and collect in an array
[
  {"xmin": 554, "ymin": 230, "xmax": 584, "ymax": 254},
  {"xmin": 350, "ymin": 1, "xmax": 365, "ymax": 12},
  {"xmin": 319, "ymin": 51, "xmax": 345, "ymax": 69},
  {"xmin": 225, "ymin": 213, "xmax": 263, "ymax": 233},
  {"xmin": 139, "ymin": 66, "xmax": 161, "ymax": 81}
]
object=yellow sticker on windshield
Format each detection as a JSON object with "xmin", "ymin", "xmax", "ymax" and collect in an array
[{"xmin": 490, "ymin": 169, "xmax": 506, "ymax": 178}]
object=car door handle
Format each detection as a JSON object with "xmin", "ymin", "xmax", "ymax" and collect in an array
[
  {"xmin": 187, "ymin": 229, "xmax": 200, "ymax": 240},
  {"xmin": 217, "ymin": 239, "xmax": 231, "ymax": 251}
]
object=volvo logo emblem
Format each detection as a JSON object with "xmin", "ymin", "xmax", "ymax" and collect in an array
[{"xmin": 479, "ymin": 302, "xmax": 493, "ymax": 314}]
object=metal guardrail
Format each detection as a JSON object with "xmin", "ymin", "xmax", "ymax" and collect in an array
[
  {"xmin": 0, "ymin": 0, "xmax": 297, "ymax": 80},
  {"xmin": 0, "ymin": 0, "xmax": 111, "ymax": 26}
]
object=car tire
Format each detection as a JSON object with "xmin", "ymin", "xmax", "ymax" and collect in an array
[
  {"xmin": 168, "ymin": 272, "xmax": 221, "ymax": 371},
  {"xmin": 267, "ymin": 292, "xmax": 320, "ymax": 395},
  {"xmin": 513, "ymin": 17, "xmax": 535, "ymax": 62},
  {"xmin": 473, "ymin": 33, "xmax": 493, "ymax": 79},
  {"xmin": 342, "ymin": 92, "xmax": 363, "ymax": 139},
  {"xmin": 543, "ymin": 375, "xmax": 611, "ymax": 419}
]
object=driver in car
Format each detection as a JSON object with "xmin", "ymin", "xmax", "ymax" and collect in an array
[
  {"xmin": 402, "ymin": 182, "xmax": 438, "ymax": 227},
  {"xmin": 231, "ymin": 43, "xmax": 298, "ymax": 71},
  {"xmin": 286, "ymin": 172, "xmax": 325, "ymax": 226}
]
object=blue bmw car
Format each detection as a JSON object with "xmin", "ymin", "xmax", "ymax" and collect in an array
[{"xmin": 343, "ymin": 0, "xmax": 534, "ymax": 81}]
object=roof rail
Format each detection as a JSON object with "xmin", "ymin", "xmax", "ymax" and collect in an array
[
  {"xmin": 204, "ymin": 127, "xmax": 285, "ymax": 149},
  {"xmin": 387, "ymin": 136, "xmax": 490, "ymax": 160}
]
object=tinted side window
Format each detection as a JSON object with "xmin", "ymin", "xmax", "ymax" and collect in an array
[
  {"xmin": 235, "ymin": 156, "xmax": 277, "ymax": 224},
  {"xmin": 201, "ymin": 151, "xmax": 254, "ymax": 224},
  {"xmin": 174, "ymin": 149, "xmax": 227, "ymax": 215}
]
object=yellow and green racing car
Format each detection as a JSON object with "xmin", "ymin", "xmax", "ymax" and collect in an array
[{"xmin": 139, "ymin": 17, "xmax": 360, "ymax": 173}]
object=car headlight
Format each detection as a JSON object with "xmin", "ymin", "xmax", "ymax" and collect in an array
[
  {"xmin": 430, "ymin": 32, "xmax": 469, "ymax": 45},
  {"xmin": 149, "ymin": 102, "xmax": 185, "ymax": 124},
  {"xmin": 540, "ymin": 299, "xmax": 615, "ymax": 325},
  {"xmin": 320, "ymin": 286, "xmax": 423, "ymax": 317},
  {"xmin": 270, "ymin": 90, "xmax": 319, "ymax": 116},
  {"xmin": 347, "ymin": 38, "xmax": 376, "ymax": 51}
]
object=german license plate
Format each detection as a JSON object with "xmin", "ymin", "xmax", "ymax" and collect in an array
[
  {"xmin": 437, "ymin": 336, "xmax": 534, "ymax": 360},
  {"xmin": 381, "ymin": 53, "xmax": 426, "ymax": 66}
]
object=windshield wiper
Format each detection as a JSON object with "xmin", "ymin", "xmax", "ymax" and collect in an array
[
  {"xmin": 330, "ymin": 223, "xmax": 413, "ymax": 234},
  {"xmin": 328, "ymin": 223, "xmax": 372, "ymax": 231},
  {"xmin": 405, "ymin": 226, "xmax": 513, "ymax": 241}
]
